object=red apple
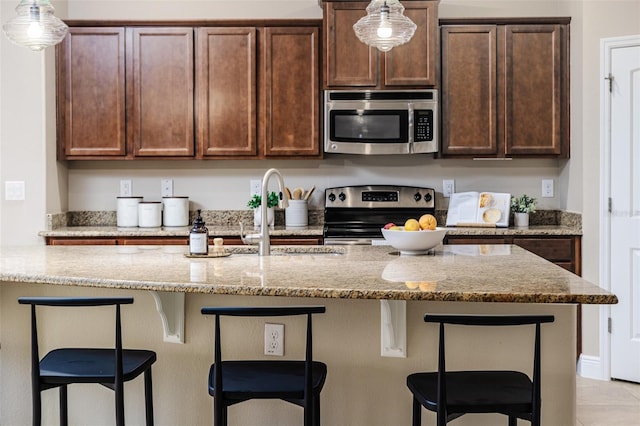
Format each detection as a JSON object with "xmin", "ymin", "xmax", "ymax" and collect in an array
[{"xmin": 383, "ymin": 222, "xmax": 396, "ymax": 230}]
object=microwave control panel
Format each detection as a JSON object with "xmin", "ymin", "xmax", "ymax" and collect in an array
[{"xmin": 414, "ymin": 110, "xmax": 433, "ymax": 142}]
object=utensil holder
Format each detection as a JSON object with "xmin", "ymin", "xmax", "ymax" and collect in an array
[{"xmin": 285, "ymin": 200, "xmax": 308, "ymax": 227}]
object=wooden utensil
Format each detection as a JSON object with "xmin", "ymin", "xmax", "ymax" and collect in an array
[
  {"xmin": 292, "ymin": 187, "xmax": 304, "ymax": 200},
  {"xmin": 285, "ymin": 187, "xmax": 292, "ymax": 200},
  {"xmin": 303, "ymin": 185, "xmax": 315, "ymax": 201}
]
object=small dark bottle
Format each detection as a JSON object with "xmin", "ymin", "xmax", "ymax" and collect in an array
[{"xmin": 189, "ymin": 209, "xmax": 209, "ymax": 255}]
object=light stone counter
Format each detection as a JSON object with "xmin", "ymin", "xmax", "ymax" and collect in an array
[
  {"xmin": 0, "ymin": 244, "xmax": 614, "ymax": 304},
  {"xmin": 38, "ymin": 224, "xmax": 581, "ymax": 238}
]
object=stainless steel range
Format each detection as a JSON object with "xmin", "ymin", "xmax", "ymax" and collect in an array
[{"xmin": 323, "ymin": 185, "xmax": 436, "ymax": 245}]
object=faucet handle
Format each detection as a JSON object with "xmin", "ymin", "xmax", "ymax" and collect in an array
[{"xmin": 239, "ymin": 221, "xmax": 260, "ymax": 245}]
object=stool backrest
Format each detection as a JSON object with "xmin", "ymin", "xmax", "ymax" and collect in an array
[
  {"xmin": 424, "ymin": 314, "xmax": 555, "ymax": 420},
  {"xmin": 201, "ymin": 306, "xmax": 326, "ymax": 403},
  {"xmin": 18, "ymin": 297, "xmax": 135, "ymax": 393}
]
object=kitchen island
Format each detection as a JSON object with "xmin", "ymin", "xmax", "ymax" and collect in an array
[{"xmin": 0, "ymin": 244, "xmax": 615, "ymax": 425}]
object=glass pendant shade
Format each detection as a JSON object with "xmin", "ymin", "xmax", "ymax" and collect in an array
[
  {"xmin": 2, "ymin": 0, "xmax": 68, "ymax": 51},
  {"xmin": 353, "ymin": 0, "xmax": 417, "ymax": 52}
]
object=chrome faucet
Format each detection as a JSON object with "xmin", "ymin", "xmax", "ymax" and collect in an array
[{"xmin": 239, "ymin": 168, "xmax": 289, "ymax": 256}]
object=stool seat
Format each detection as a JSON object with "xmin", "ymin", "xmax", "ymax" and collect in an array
[
  {"xmin": 40, "ymin": 348, "xmax": 156, "ymax": 384},
  {"xmin": 407, "ymin": 314, "xmax": 554, "ymax": 426},
  {"xmin": 202, "ymin": 305, "xmax": 327, "ymax": 426},
  {"xmin": 19, "ymin": 296, "xmax": 156, "ymax": 426},
  {"xmin": 407, "ymin": 370, "xmax": 534, "ymax": 414}
]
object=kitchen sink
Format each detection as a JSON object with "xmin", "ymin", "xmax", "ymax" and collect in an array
[{"xmin": 225, "ymin": 246, "xmax": 345, "ymax": 256}]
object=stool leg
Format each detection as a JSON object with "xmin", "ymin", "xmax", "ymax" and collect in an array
[
  {"xmin": 59, "ymin": 385, "xmax": 68, "ymax": 426},
  {"xmin": 32, "ymin": 387, "xmax": 41, "ymax": 426},
  {"xmin": 313, "ymin": 395, "xmax": 321, "ymax": 426},
  {"xmin": 412, "ymin": 398, "xmax": 421, "ymax": 426},
  {"xmin": 145, "ymin": 367, "xmax": 154, "ymax": 426}
]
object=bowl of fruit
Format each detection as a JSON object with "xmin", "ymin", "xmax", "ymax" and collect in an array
[{"xmin": 381, "ymin": 214, "xmax": 447, "ymax": 255}]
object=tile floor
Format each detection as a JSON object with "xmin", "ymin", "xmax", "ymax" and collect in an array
[{"xmin": 577, "ymin": 375, "xmax": 640, "ymax": 425}]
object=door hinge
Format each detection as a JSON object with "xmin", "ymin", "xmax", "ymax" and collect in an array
[
  {"xmin": 604, "ymin": 73, "xmax": 614, "ymax": 92},
  {"xmin": 608, "ymin": 317, "xmax": 612, "ymax": 333},
  {"xmin": 608, "ymin": 197, "xmax": 612, "ymax": 213}
]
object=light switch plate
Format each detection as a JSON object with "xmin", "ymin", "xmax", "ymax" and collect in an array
[{"xmin": 5, "ymin": 181, "xmax": 25, "ymax": 200}]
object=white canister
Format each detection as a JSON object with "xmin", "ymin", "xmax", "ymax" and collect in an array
[
  {"xmin": 138, "ymin": 201, "xmax": 162, "ymax": 228},
  {"xmin": 285, "ymin": 200, "xmax": 308, "ymax": 227},
  {"xmin": 116, "ymin": 196, "xmax": 143, "ymax": 227},
  {"xmin": 163, "ymin": 196, "xmax": 189, "ymax": 227}
]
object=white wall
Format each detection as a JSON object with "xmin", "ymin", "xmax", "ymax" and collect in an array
[{"xmin": 1, "ymin": 0, "xmax": 639, "ymax": 364}]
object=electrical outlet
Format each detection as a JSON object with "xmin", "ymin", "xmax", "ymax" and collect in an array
[
  {"xmin": 250, "ymin": 180, "xmax": 261, "ymax": 197},
  {"xmin": 161, "ymin": 179, "xmax": 174, "ymax": 197},
  {"xmin": 264, "ymin": 323, "xmax": 284, "ymax": 356},
  {"xmin": 442, "ymin": 180, "xmax": 455, "ymax": 198},
  {"xmin": 542, "ymin": 179, "xmax": 554, "ymax": 198},
  {"xmin": 120, "ymin": 180, "xmax": 132, "ymax": 197}
]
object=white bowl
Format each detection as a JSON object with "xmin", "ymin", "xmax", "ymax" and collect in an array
[{"xmin": 381, "ymin": 227, "xmax": 447, "ymax": 255}]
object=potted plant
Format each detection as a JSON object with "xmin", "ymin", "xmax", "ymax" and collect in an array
[
  {"xmin": 510, "ymin": 194, "xmax": 537, "ymax": 227},
  {"xmin": 248, "ymin": 192, "xmax": 279, "ymax": 227}
]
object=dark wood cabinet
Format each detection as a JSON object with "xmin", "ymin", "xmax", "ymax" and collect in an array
[
  {"xmin": 57, "ymin": 21, "xmax": 321, "ymax": 160},
  {"xmin": 322, "ymin": 1, "xmax": 438, "ymax": 88},
  {"xmin": 260, "ymin": 27, "xmax": 321, "ymax": 157},
  {"xmin": 57, "ymin": 26, "xmax": 195, "ymax": 160},
  {"xmin": 128, "ymin": 27, "xmax": 195, "ymax": 157},
  {"xmin": 440, "ymin": 18, "xmax": 570, "ymax": 158},
  {"xmin": 45, "ymin": 236, "xmax": 322, "ymax": 246},
  {"xmin": 57, "ymin": 27, "xmax": 126, "ymax": 158},
  {"xmin": 196, "ymin": 27, "xmax": 257, "ymax": 157}
]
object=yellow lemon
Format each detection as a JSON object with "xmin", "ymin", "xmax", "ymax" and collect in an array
[
  {"xmin": 419, "ymin": 214, "xmax": 437, "ymax": 230},
  {"xmin": 404, "ymin": 218, "xmax": 420, "ymax": 231}
]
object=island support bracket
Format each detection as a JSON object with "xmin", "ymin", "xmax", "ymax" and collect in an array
[
  {"xmin": 380, "ymin": 300, "xmax": 406, "ymax": 357},
  {"xmin": 149, "ymin": 291, "xmax": 185, "ymax": 344}
]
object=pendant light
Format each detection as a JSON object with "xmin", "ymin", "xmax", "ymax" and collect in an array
[
  {"xmin": 353, "ymin": 0, "xmax": 417, "ymax": 52},
  {"xmin": 2, "ymin": 0, "xmax": 68, "ymax": 51}
]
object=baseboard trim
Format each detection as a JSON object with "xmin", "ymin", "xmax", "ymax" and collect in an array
[{"xmin": 577, "ymin": 354, "xmax": 607, "ymax": 380}]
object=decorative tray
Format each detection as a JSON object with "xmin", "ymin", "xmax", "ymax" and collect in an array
[{"xmin": 183, "ymin": 252, "xmax": 231, "ymax": 258}]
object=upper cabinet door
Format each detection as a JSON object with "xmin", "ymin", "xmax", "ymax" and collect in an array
[
  {"xmin": 196, "ymin": 27, "xmax": 257, "ymax": 157},
  {"xmin": 57, "ymin": 27, "xmax": 126, "ymax": 158},
  {"xmin": 323, "ymin": 2, "xmax": 377, "ymax": 87},
  {"xmin": 503, "ymin": 24, "xmax": 565, "ymax": 156},
  {"xmin": 440, "ymin": 19, "xmax": 569, "ymax": 158},
  {"xmin": 128, "ymin": 27, "xmax": 195, "ymax": 157},
  {"xmin": 323, "ymin": 1, "xmax": 438, "ymax": 89},
  {"xmin": 261, "ymin": 27, "xmax": 321, "ymax": 157},
  {"xmin": 384, "ymin": 1, "xmax": 438, "ymax": 87},
  {"xmin": 440, "ymin": 25, "xmax": 498, "ymax": 156}
]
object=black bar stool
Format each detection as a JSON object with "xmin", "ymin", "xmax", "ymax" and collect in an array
[
  {"xmin": 407, "ymin": 314, "xmax": 555, "ymax": 426},
  {"xmin": 18, "ymin": 296, "xmax": 157, "ymax": 426},
  {"xmin": 201, "ymin": 305, "xmax": 327, "ymax": 426}
]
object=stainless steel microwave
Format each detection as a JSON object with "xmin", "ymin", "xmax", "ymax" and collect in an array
[{"xmin": 324, "ymin": 90, "xmax": 438, "ymax": 155}]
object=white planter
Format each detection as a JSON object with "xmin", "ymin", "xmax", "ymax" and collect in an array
[
  {"xmin": 253, "ymin": 207, "xmax": 274, "ymax": 228},
  {"xmin": 514, "ymin": 212, "xmax": 529, "ymax": 227}
]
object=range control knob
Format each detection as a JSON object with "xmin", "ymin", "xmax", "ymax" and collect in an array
[
  {"xmin": 338, "ymin": 192, "xmax": 346, "ymax": 202},
  {"xmin": 328, "ymin": 193, "xmax": 336, "ymax": 202},
  {"xmin": 424, "ymin": 192, "xmax": 433, "ymax": 202},
  {"xmin": 414, "ymin": 192, "xmax": 422, "ymax": 202}
]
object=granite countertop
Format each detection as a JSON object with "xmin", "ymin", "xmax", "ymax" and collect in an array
[
  {"xmin": 0, "ymin": 244, "xmax": 614, "ymax": 304},
  {"xmin": 38, "ymin": 224, "xmax": 580, "ymax": 238}
]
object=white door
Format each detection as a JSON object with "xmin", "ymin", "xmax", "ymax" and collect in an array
[{"xmin": 608, "ymin": 37, "xmax": 640, "ymax": 383}]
